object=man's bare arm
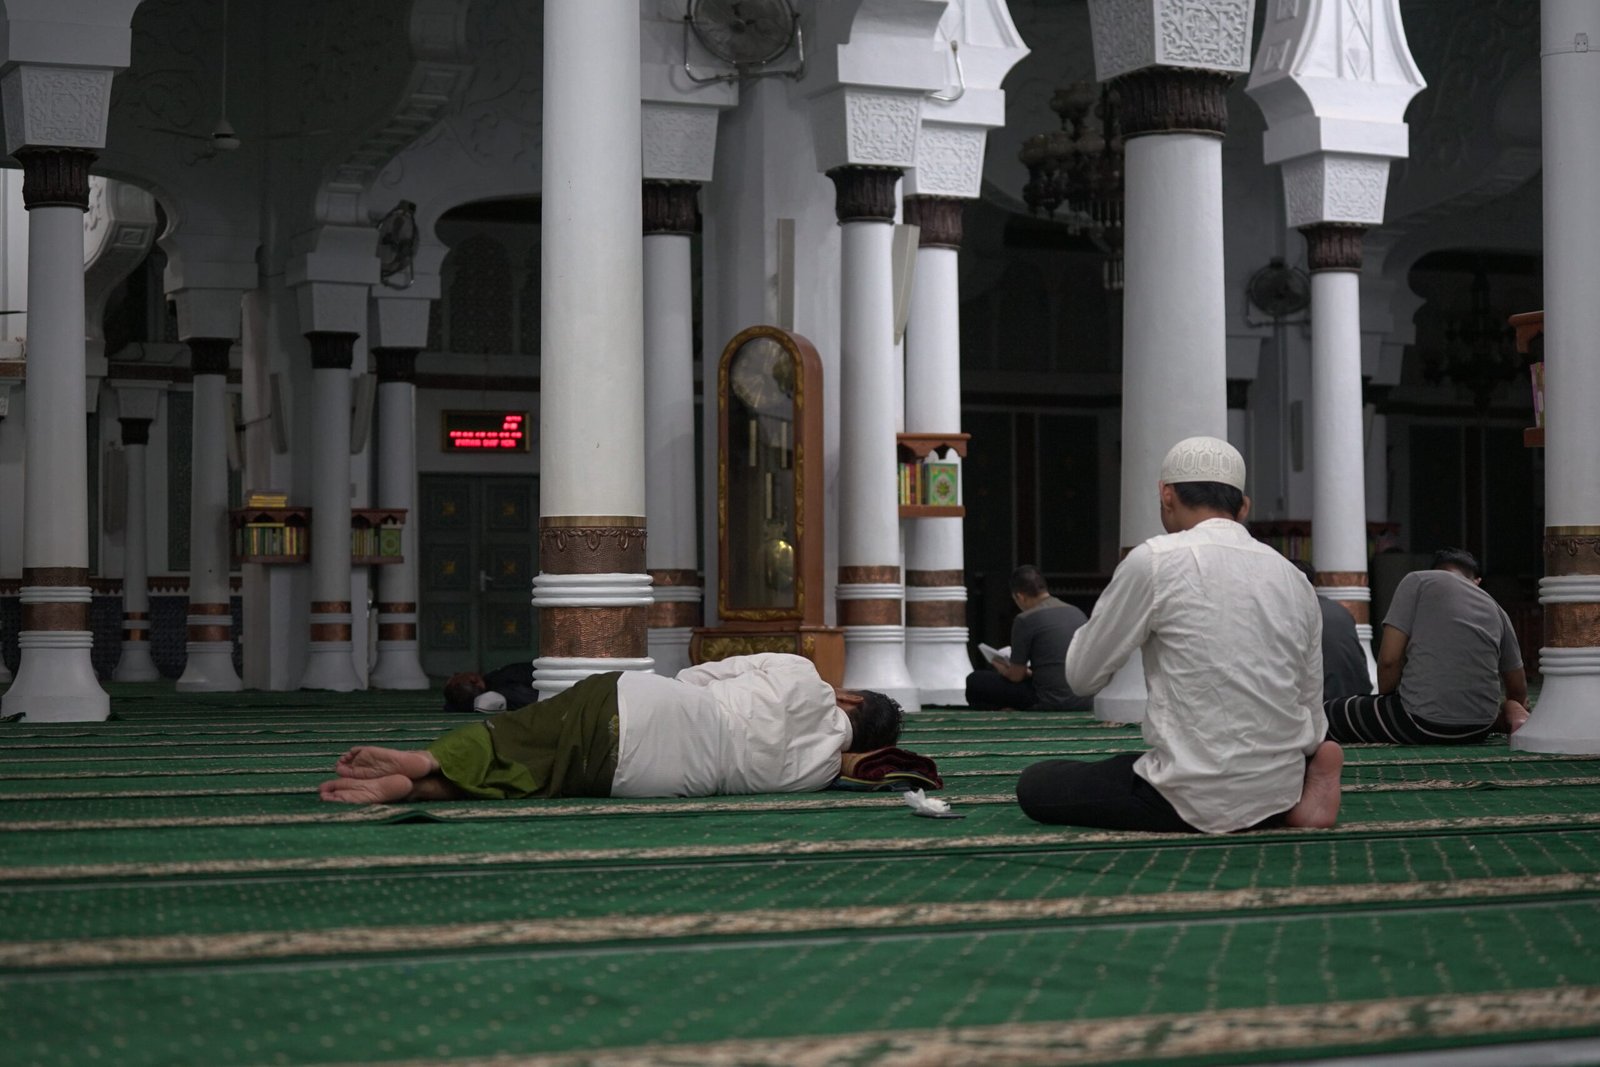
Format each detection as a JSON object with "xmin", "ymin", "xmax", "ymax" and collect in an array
[
  {"xmin": 1501, "ymin": 667, "xmax": 1528, "ymax": 706},
  {"xmin": 994, "ymin": 658, "xmax": 1030, "ymax": 683},
  {"xmin": 1376, "ymin": 625, "xmax": 1409, "ymax": 695}
]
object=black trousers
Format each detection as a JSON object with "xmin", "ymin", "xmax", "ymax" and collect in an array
[
  {"xmin": 965, "ymin": 671, "xmax": 1038, "ymax": 710},
  {"xmin": 1016, "ymin": 753, "xmax": 1200, "ymax": 832},
  {"xmin": 1323, "ymin": 693, "xmax": 1491, "ymax": 745}
]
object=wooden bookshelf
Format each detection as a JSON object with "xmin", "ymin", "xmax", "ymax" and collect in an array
[
  {"xmin": 1512, "ymin": 310, "xmax": 1544, "ymax": 448},
  {"xmin": 899, "ymin": 504, "xmax": 965, "ymax": 519},
  {"xmin": 231, "ymin": 507, "xmax": 311, "ymax": 565},
  {"xmin": 896, "ymin": 432, "xmax": 969, "ymax": 460},
  {"xmin": 351, "ymin": 508, "xmax": 407, "ymax": 565}
]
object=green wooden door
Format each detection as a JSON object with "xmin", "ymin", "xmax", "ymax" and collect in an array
[{"xmin": 418, "ymin": 474, "xmax": 539, "ymax": 678}]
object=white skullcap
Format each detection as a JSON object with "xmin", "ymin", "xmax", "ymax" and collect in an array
[{"xmin": 1159, "ymin": 436, "xmax": 1246, "ymax": 490}]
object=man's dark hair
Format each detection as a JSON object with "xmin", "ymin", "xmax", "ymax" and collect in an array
[
  {"xmin": 1009, "ymin": 564, "xmax": 1048, "ymax": 598},
  {"xmin": 1172, "ymin": 480, "xmax": 1245, "ymax": 517},
  {"xmin": 845, "ymin": 690, "xmax": 904, "ymax": 752},
  {"xmin": 442, "ymin": 672, "xmax": 487, "ymax": 714},
  {"xmin": 1290, "ymin": 559, "xmax": 1316, "ymax": 584},
  {"xmin": 1432, "ymin": 547, "xmax": 1481, "ymax": 579}
]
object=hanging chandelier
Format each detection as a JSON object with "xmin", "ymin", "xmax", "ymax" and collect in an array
[
  {"xmin": 1422, "ymin": 263, "xmax": 1523, "ymax": 413},
  {"xmin": 1018, "ymin": 82, "xmax": 1125, "ymax": 290}
]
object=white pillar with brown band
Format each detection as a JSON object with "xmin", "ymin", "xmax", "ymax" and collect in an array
[
  {"xmin": 533, "ymin": 0, "xmax": 653, "ymax": 694},
  {"xmin": 902, "ymin": 195, "xmax": 969, "ymax": 706},
  {"xmin": 0, "ymin": 146, "xmax": 109, "ymax": 721},
  {"xmin": 642, "ymin": 180, "xmax": 703, "ymax": 677},
  {"xmin": 369, "ymin": 346, "xmax": 428, "ymax": 690},
  {"xmin": 830, "ymin": 165, "xmax": 919, "ymax": 711},
  {"xmin": 176, "ymin": 337, "xmax": 243, "ymax": 692},
  {"xmin": 113, "ymin": 411, "xmax": 160, "ymax": 681},
  {"xmin": 299, "ymin": 330, "xmax": 361, "ymax": 691}
]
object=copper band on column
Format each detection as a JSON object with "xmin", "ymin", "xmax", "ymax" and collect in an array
[
  {"xmin": 903, "ymin": 196, "xmax": 964, "ymax": 250},
  {"xmin": 839, "ymin": 565, "xmax": 901, "ymax": 585},
  {"xmin": 906, "ymin": 569, "xmax": 965, "ymax": 587},
  {"xmin": 1314, "ymin": 572, "xmax": 1370, "ymax": 625},
  {"xmin": 22, "ymin": 603, "xmax": 88, "ymax": 630},
  {"xmin": 838, "ymin": 599, "xmax": 902, "ymax": 626},
  {"xmin": 373, "ymin": 349, "xmax": 419, "ymax": 384},
  {"xmin": 23, "ymin": 567, "xmax": 91, "ymax": 586},
  {"xmin": 1545, "ymin": 527, "xmax": 1600, "ymax": 575},
  {"xmin": 643, "ymin": 181, "xmax": 700, "ymax": 236},
  {"xmin": 906, "ymin": 601, "xmax": 966, "ymax": 627},
  {"xmin": 16, "ymin": 148, "xmax": 95, "ymax": 211},
  {"xmin": 188, "ymin": 625, "xmax": 232, "ymax": 642},
  {"xmin": 311, "ymin": 601, "xmax": 352, "ymax": 614},
  {"xmin": 188, "ymin": 603, "xmax": 231, "ymax": 615},
  {"xmin": 377, "ymin": 602, "xmax": 417, "ymax": 614},
  {"xmin": 828, "ymin": 167, "xmax": 901, "ymax": 224},
  {"xmin": 1112, "ymin": 68, "xmax": 1232, "ymax": 138},
  {"xmin": 306, "ymin": 332, "xmax": 359, "ymax": 371},
  {"xmin": 188, "ymin": 338, "xmax": 232, "ymax": 377},
  {"xmin": 1301, "ymin": 224, "xmax": 1367, "ymax": 273},
  {"xmin": 540, "ymin": 516, "xmax": 649, "ymax": 659},
  {"xmin": 1546, "ymin": 603, "xmax": 1600, "ymax": 648},
  {"xmin": 1331, "ymin": 601, "xmax": 1370, "ymax": 625},
  {"xmin": 540, "ymin": 605, "xmax": 649, "ymax": 658},
  {"xmin": 378, "ymin": 623, "xmax": 417, "ymax": 640},
  {"xmin": 648, "ymin": 566, "xmax": 703, "ymax": 629},
  {"xmin": 310, "ymin": 623, "xmax": 354, "ymax": 641}
]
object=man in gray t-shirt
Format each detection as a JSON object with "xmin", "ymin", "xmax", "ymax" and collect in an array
[
  {"xmin": 1323, "ymin": 548, "xmax": 1528, "ymax": 744},
  {"xmin": 966, "ymin": 565, "xmax": 1092, "ymax": 711}
]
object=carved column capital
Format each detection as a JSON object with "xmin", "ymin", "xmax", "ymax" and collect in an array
[
  {"xmin": 1112, "ymin": 68, "xmax": 1233, "ymax": 138},
  {"xmin": 373, "ymin": 347, "xmax": 419, "ymax": 384},
  {"xmin": 903, "ymin": 195, "xmax": 964, "ymax": 250},
  {"xmin": 187, "ymin": 337, "xmax": 233, "ymax": 377},
  {"xmin": 1301, "ymin": 223, "xmax": 1367, "ymax": 273},
  {"xmin": 118, "ymin": 416, "xmax": 152, "ymax": 447},
  {"xmin": 828, "ymin": 166, "xmax": 901, "ymax": 224},
  {"xmin": 1363, "ymin": 381, "xmax": 1393, "ymax": 410},
  {"xmin": 15, "ymin": 148, "xmax": 95, "ymax": 210},
  {"xmin": 1226, "ymin": 378, "xmax": 1251, "ymax": 410},
  {"xmin": 306, "ymin": 331, "xmax": 359, "ymax": 371},
  {"xmin": 642, "ymin": 181, "xmax": 700, "ymax": 236}
]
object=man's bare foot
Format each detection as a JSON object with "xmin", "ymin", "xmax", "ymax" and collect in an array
[
  {"xmin": 318, "ymin": 773, "xmax": 414, "ymax": 804},
  {"xmin": 1285, "ymin": 741, "xmax": 1343, "ymax": 829},
  {"xmin": 334, "ymin": 746, "xmax": 437, "ymax": 780},
  {"xmin": 1493, "ymin": 700, "xmax": 1530, "ymax": 735}
]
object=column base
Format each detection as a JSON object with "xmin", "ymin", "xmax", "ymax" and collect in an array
[
  {"xmin": 2, "ymin": 633, "xmax": 109, "ymax": 722},
  {"xmin": 532, "ymin": 656, "xmax": 655, "ymax": 697},
  {"xmin": 841, "ymin": 625, "xmax": 921, "ymax": 713},
  {"xmin": 300, "ymin": 643, "xmax": 362, "ymax": 691},
  {"xmin": 1093, "ymin": 654, "xmax": 1147, "ymax": 724},
  {"xmin": 1356, "ymin": 622, "xmax": 1378, "ymax": 690},
  {"xmin": 176, "ymin": 642, "xmax": 243, "ymax": 692},
  {"xmin": 647, "ymin": 626, "xmax": 694, "ymax": 678},
  {"xmin": 113, "ymin": 643, "xmax": 161, "ymax": 682},
  {"xmin": 1512, "ymin": 648, "xmax": 1600, "ymax": 753},
  {"xmin": 371, "ymin": 642, "xmax": 430, "ymax": 690},
  {"xmin": 905, "ymin": 624, "xmax": 971, "ymax": 706}
]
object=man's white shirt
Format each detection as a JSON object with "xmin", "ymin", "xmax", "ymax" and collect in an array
[{"xmin": 1065, "ymin": 518, "xmax": 1326, "ymax": 833}]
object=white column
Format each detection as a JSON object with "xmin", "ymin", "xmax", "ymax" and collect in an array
[
  {"xmin": 902, "ymin": 195, "xmax": 968, "ymax": 706},
  {"xmin": 1515, "ymin": 0, "xmax": 1600, "ymax": 752},
  {"xmin": 830, "ymin": 167, "xmax": 918, "ymax": 712},
  {"xmin": 534, "ymin": 0, "xmax": 652, "ymax": 695},
  {"xmin": 1, "ymin": 149, "xmax": 107, "ymax": 722},
  {"xmin": 112, "ymin": 413, "xmax": 159, "ymax": 681},
  {"xmin": 642, "ymin": 181, "xmax": 702, "ymax": 677},
  {"xmin": 369, "ymin": 347, "xmax": 428, "ymax": 689},
  {"xmin": 176, "ymin": 339, "xmax": 242, "ymax": 692},
  {"xmin": 299, "ymin": 330, "xmax": 361, "ymax": 691}
]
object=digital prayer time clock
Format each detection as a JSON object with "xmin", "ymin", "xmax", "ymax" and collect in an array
[{"xmin": 441, "ymin": 411, "xmax": 530, "ymax": 452}]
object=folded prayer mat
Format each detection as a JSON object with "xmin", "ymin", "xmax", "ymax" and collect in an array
[{"xmin": 829, "ymin": 746, "xmax": 943, "ymax": 792}]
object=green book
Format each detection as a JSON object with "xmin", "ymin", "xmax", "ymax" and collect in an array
[{"xmin": 926, "ymin": 463, "xmax": 959, "ymax": 507}]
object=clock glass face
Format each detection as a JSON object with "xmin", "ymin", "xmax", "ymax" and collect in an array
[
  {"xmin": 727, "ymin": 336, "xmax": 798, "ymax": 613},
  {"xmin": 692, "ymin": 0, "xmax": 795, "ymax": 67}
]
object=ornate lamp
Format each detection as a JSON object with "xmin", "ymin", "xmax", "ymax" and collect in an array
[
  {"xmin": 1018, "ymin": 82, "xmax": 1125, "ymax": 289},
  {"xmin": 1423, "ymin": 264, "xmax": 1523, "ymax": 412}
]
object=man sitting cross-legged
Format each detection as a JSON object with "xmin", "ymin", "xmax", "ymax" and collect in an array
[
  {"xmin": 321, "ymin": 653, "xmax": 903, "ymax": 804},
  {"xmin": 1015, "ymin": 436, "xmax": 1343, "ymax": 833},
  {"xmin": 1324, "ymin": 548, "xmax": 1529, "ymax": 745}
]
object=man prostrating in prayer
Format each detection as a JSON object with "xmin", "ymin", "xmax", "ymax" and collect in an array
[
  {"xmin": 1016, "ymin": 436, "xmax": 1343, "ymax": 833},
  {"xmin": 320, "ymin": 654, "xmax": 903, "ymax": 803}
]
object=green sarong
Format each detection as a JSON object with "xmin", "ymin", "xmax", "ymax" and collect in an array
[{"xmin": 428, "ymin": 671, "xmax": 621, "ymax": 799}]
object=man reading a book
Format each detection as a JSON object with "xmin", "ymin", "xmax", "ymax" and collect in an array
[{"xmin": 964, "ymin": 565, "xmax": 1093, "ymax": 711}]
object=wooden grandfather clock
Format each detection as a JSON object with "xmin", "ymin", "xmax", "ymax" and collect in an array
[{"xmin": 689, "ymin": 325, "xmax": 844, "ymax": 684}]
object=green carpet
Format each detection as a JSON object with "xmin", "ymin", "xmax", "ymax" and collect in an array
[{"xmin": 3, "ymin": 682, "xmax": 1600, "ymax": 1066}]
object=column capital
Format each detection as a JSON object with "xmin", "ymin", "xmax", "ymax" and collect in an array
[
  {"xmin": 118, "ymin": 416, "xmax": 152, "ymax": 447},
  {"xmin": 306, "ymin": 331, "xmax": 359, "ymax": 371},
  {"xmin": 1301, "ymin": 223, "xmax": 1367, "ymax": 273},
  {"xmin": 642, "ymin": 181, "xmax": 700, "ymax": 236},
  {"xmin": 642, "ymin": 102, "xmax": 721, "ymax": 184},
  {"xmin": 1113, "ymin": 67, "xmax": 1233, "ymax": 138},
  {"xmin": 1, "ymin": 65, "xmax": 116, "ymax": 155},
  {"xmin": 903, "ymin": 195, "xmax": 963, "ymax": 250},
  {"xmin": 1089, "ymin": 0, "xmax": 1253, "ymax": 83},
  {"xmin": 373, "ymin": 347, "xmax": 419, "ymax": 383},
  {"xmin": 829, "ymin": 166, "xmax": 900, "ymax": 225},
  {"xmin": 906, "ymin": 123, "xmax": 988, "ymax": 199},
  {"xmin": 1226, "ymin": 378, "xmax": 1251, "ymax": 410},
  {"xmin": 186, "ymin": 338, "xmax": 233, "ymax": 377},
  {"xmin": 14, "ymin": 146, "xmax": 94, "ymax": 210}
]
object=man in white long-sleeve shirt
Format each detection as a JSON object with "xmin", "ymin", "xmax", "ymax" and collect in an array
[
  {"xmin": 319, "ymin": 654, "xmax": 904, "ymax": 804},
  {"xmin": 1016, "ymin": 437, "xmax": 1344, "ymax": 833}
]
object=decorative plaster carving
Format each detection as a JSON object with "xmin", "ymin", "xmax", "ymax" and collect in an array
[
  {"xmin": 2, "ymin": 67, "xmax": 115, "ymax": 153},
  {"xmin": 1089, "ymin": 0, "xmax": 1252, "ymax": 83},
  {"xmin": 1282, "ymin": 154, "xmax": 1390, "ymax": 227},
  {"xmin": 642, "ymin": 103, "xmax": 719, "ymax": 183},
  {"xmin": 845, "ymin": 91, "xmax": 923, "ymax": 169},
  {"xmin": 909, "ymin": 124, "xmax": 985, "ymax": 198}
]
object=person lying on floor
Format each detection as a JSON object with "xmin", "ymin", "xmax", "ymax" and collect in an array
[
  {"xmin": 441, "ymin": 660, "xmax": 539, "ymax": 714},
  {"xmin": 1015, "ymin": 436, "xmax": 1343, "ymax": 834},
  {"xmin": 320, "ymin": 653, "xmax": 904, "ymax": 803}
]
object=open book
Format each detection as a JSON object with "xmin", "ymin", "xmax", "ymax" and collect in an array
[{"xmin": 978, "ymin": 643, "xmax": 1011, "ymax": 666}]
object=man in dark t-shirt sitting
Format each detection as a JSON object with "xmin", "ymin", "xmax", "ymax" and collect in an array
[
  {"xmin": 1324, "ymin": 548, "xmax": 1528, "ymax": 744},
  {"xmin": 965, "ymin": 565, "xmax": 1092, "ymax": 711},
  {"xmin": 1292, "ymin": 561, "xmax": 1374, "ymax": 702}
]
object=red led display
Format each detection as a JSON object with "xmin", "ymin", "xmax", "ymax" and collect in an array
[{"xmin": 441, "ymin": 411, "xmax": 531, "ymax": 452}]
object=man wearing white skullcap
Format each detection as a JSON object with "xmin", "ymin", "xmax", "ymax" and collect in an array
[{"xmin": 1016, "ymin": 436, "xmax": 1344, "ymax": 833}]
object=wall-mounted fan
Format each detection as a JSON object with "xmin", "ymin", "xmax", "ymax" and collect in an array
[
  {"xmin": 1246, "ymin": 257, "xmax": 1312, "ymax": 320},
  {"xmin": 684, "ymin": 0, "xmax": 805, "ymax": 83}
]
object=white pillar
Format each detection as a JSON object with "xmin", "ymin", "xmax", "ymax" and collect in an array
[
  {"xmin": 642, "ymin": 181, "xmax": 702, "ymax": 678},
  {"xmin": 369, "ymin": 347, "xmax": 428, "ymax": 689},
  {"xmin": 112, "ymin": 413, "xmax": 159, "ymax": 681},
  {"xmin": 1093, "ymin": 73, "xmax": 1235, "ymax": 724},
  {"xmin": 299, "ymin": 331, "xmax": 361, "ymax": 691},
  {"xmin": 176, "ymin": 340, "xmax": 242, "ymax": 692},
  {"xmin": 1515, "ymin": 0, "xmax": 1600, "ymax": 752},
  {"xmin": 1, "ymin": 149, "xmax": 107, "ymax": 722},
  {"xmin": 902, "ymin": 195, "xmax": 968, "ymax": 706},
  {"xmin": 829, "ymin": 167, "xmax": 918, "ymax": 712},
  {"xmin": 533, "ymin": 0, "xmax": 652, "ymax": 695}
]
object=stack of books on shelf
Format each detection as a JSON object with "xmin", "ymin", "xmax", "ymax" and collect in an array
[
  {"xmin": 236, "ymin": 518, "xmax": 305, "ymax": 560},
  {"xmin": 351, "ymin": 524, "xmax": 404, "ymax": 561},
  {"xmin": 897, "ymin": 461, "xmax": 959, "ymax": 507},
  {"xmin": 245, "ymin": 489, "xmax": 288, "ymax": 508}
]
